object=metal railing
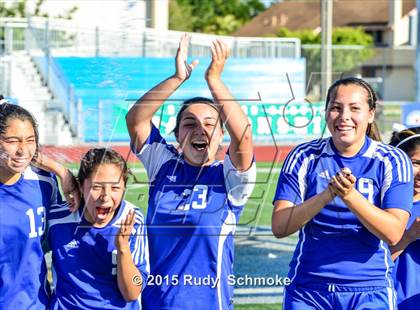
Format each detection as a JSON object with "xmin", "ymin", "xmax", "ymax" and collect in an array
[
  {"xmin": 0, "ymin": 56, "xmax": 11, "ymax": 96},
  {"xmin": 1, "ymin": 17, "xmax": 302, "ymax": 142}
]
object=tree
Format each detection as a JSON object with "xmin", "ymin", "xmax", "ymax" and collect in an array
[
  {"xmin": 1, "ymin": 0, "xmax": 78, "ymax": 53},
  {"xmin": 169, "ymin": 0, "xmax": 265, "ymax": 34},
  {"xmin": 0, "ymin": 0, "xmax": 77, "ymax": 19},
  {"xmin": 277, "ymin": 27, "xmax": 375, "ymax": 75}
]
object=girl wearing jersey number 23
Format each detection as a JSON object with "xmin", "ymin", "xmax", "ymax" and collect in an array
[
  {"xmin": 126, "ymin": 34, "xmax": 256, "ymax": 310},
  {"xmin": 272, "ymin": 78, "xmax": 413, "ymax": 310}
]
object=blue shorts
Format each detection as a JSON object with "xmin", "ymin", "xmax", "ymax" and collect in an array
[{"xmin": 284, "ymin": 284, "xmax": 396, "ymax": 310}]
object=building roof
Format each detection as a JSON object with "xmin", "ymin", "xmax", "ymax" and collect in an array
[{"xmin": 234, "ymin": 0, "xmax": 416, "ymax": 37}]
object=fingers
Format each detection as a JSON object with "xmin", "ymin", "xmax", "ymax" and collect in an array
[
  {"xmin": 211, "ymin": 40, "xmax": 229, "ymax": 60},
  {"xmin": 189, "ymin": 59, "xmax": 199, "ymax": 70},
  {"xmin": 120, "ymin": 209, "xmax": 135, "ymax": 237},
  {"xmin": 179, "ymin": 33, "xmax": 189, "ymax": 51}
]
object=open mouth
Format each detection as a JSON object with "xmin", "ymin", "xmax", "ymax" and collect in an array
[
  {"xmin": 191, "ymin": 141, "xmax": 208, "ymax": 151},
  {"xmin": 96, "ymin": 207, "xmax": 111, "ymax": 217}
]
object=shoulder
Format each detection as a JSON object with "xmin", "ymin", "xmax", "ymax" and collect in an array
[
  {"xmin": 23, "ymin": 166, "xmax": 58, "ymax": 186},
  {"xmin": 370, "ymin": 141, "xmax": 412, "ymax": 181},
  {"xmin": 282, "ymin": 138, "xmax": 330, "ymax": 173}
]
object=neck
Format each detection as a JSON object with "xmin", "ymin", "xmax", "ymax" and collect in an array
[
  {"xmin": 334, "ymin": 136, "xmax": 366, "ymax": 157},
  {"xmin": 0, "ymin": 166, "xmax": 22, "ymax": 185}
]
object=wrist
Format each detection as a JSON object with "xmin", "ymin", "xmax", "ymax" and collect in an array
[
  {"xmin": 172, "ymin": 74, "xmax": 185, "ymax": 83},
  {"xmin": 324, "ymin": 185, "xmax": 336, "ymax": 203},
  {"xmin": 117, "ymin": 245, "xmax": 131, "ymax": 255},
  {"xmin": 341, "ymin": 188, "xmax": 357, "ymax": 202},
  {"xmin": 206, "ymin": 75, "xmax": 221, "ymax": 83}
]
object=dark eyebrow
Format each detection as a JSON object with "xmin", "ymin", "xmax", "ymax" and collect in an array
[
  {"xmin": 331, "ymin": 101, "xmax": 362, "ymax": 106},
  {"xmin": 182, "ymin": 116, "xmax": 217, "ymax": 121},
  {"xmin": 3, "ymin": 135, "xmax": 36, "ymax": 140}
]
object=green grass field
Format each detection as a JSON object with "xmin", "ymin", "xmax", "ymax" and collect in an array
[{"xmin": 123, "ymin": 161, "xmax": 281, "ymax": 227}]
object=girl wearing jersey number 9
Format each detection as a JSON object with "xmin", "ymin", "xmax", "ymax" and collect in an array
[
  {"xmin": 272, "ymin": 78, "xmax": 413, "ymax": 309},
  {"xmin": 126, "ymin": 34, "xmax": 256, "ymax": 309}
]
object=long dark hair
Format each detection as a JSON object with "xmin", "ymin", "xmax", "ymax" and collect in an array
[
  {"xmin": 78, "ymin": 148, "xmax": 130, "ymax": 187},
  {"xmin": 389, "ymin": 126, "xmax": 420, "ymax": 156},
  {"xmin": 0, "ymin": 95, "xmax": 40, "ymax": 158},
  {"xmin": 325, "ymin": 77, "xmax": 382, "ymax": 141}
]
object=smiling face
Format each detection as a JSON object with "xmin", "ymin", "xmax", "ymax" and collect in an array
[
  {"xmin": 326, "ymin": 84, "xmax": 375, "ymax": 156},
  {"xmin": 176, "ymin": 103, "xmax": 223, "ymax": 166},
  {"xmin": 82, "ymin": 163, "xmax": 125, "ymax": 227},
  {"xmin": 0, "ymin": 119, "xmax": 37, "ymax": 183}
]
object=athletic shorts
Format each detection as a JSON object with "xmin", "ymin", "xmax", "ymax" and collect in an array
[{"xmin": 283, "ymin": 283, "xmax": 396, "ymax": 310}]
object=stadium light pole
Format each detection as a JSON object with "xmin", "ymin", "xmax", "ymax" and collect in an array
[
  {"xmin": 321, "ymin": 0, "xmax": 333, "ymax": 100},
  {"xmin": 416, "ymin": 0, "xmax": 420, "ymax": 102}
]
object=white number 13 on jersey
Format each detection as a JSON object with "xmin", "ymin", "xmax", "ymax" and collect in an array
[{"xmin": 26, "ymin": 207, "xmax": 46, "ymax": 238}]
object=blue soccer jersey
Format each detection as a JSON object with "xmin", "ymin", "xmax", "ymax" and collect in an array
[
  {"xmin": 0, "ymin": 166, "xmax": 60, "ymax": 309},
  {"xmin": 132, "ymin": 124, "xmax": 256, "ymax": 310},
  {"xmin": 274, "ymin": 137, "xmax": 413, "ymax": 288},
  {"xmin": 47, "ymin": 200, "xmax": 149, "ymax": 310},
  {"xmin": 392, "ymin": 200, "xmax": 420, "ymax": 310}
]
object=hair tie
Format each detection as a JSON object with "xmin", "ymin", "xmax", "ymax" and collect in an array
[{"xmin": 396, "ymin": 133, "xmax": 420, "ymax": 148}]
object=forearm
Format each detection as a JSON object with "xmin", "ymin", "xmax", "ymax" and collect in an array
[
  {"xmin": 390, "ymin": 231, "xmax": 412, "ymax": 260},
  {"xmin": 117, "ymin": 246, "xmax": 142, "ymax": 301},
  {"xmin": 126, "ymin": 76, "xmax": 184, "ymax": 141},
  {"xmin": 272, "ymin": 189, "xmax": 334, "ymax": 238},
  {"xmin": 207, "ymin": 77, "xmax": 253, "ymax": 169},
  {"xmin": 342, "ymin": 191, "xmax": 406, "ymax": 245},
  {"xmin": 36, "ymin": 154, "xmax": 69, "ymax": 180}
]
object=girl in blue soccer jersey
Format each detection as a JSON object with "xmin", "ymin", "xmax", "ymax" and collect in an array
[
  {"xmin": 272, "ymin": 77, "xmax": 413, "ymax": 310},
  {"xmin": 389, "ymin": 127, "xmax": 420, "ymax": 310},
  {"xmin": 126, "ymin": 34, "xmax": 256, "ymax": 310},
  {"xmin": 44, "ymin": 148, "xmax": 149, "ymax": 309},
  {"xmin": 0, "ymin": 99, "xmax": 77, "ymax": 309}
]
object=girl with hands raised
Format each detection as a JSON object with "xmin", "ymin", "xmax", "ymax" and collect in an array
[
  {"xmin": 126, "ymin": 35, "xmax": 255, "ymax": 310},
  {"xmin": 272, "ymin": 77, "xmax": 413, "ymax": 310}
]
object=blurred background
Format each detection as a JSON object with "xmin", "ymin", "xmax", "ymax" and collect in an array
[{"xmin": 1, "ymin": 1, "xmax": 419, "ymax": 309}]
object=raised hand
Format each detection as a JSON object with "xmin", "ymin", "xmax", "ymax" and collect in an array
[
  {"xmin": 174, "ymin": 33, "xmax": 199, "ymax": 81},
  {"xmin": 329, "ymin": 167, "xmax": 357, "ymax": 199},
  {"xmin": 205, "ymin": 40, "xmax": 229, "ymax": 81},
  {"xmin": 407, "ymin": 217, "xmax": 420, "ymax": 242},
  {"xmin": 33, "ymin": 152, "xmax": 80, "ymax": 211},
  {"xmin": 61, "ymin": 169, "xmax": 80, "ymax": 212},
  {"xmin": 116, "ymin": 209, "xmax": 135, "ymax": 251}
]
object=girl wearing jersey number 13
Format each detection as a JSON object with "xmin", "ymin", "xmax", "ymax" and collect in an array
[
  {"xmin": 126, "ymin": 34, "xmax": 256, "ymax": 309},
  {"xmin": 272, "ymin": 78, "xmax": 413, "ymax": 310},
  {"xmin": 0, "ymin": 99, "xmax": 77, "ymax": 309}
]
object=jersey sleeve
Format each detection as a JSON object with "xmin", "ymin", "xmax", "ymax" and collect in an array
[
  {"xmin": 130, "ymin": 123, "xmax": 178, "ymax": 183},
  {"xmin": 129, "ymin": 208, "xmax": 149, "ymax": 291},
  {"xmin": 381, "ymin": 148, "xmax": 413, "ymax": 213},
  {"xmin": 273, "ymin": 144, "xmax": 308, "ymax": 205},
  {"xmin": 223, "ymin": 154, "xmax": 256, "ymax": 207}
]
